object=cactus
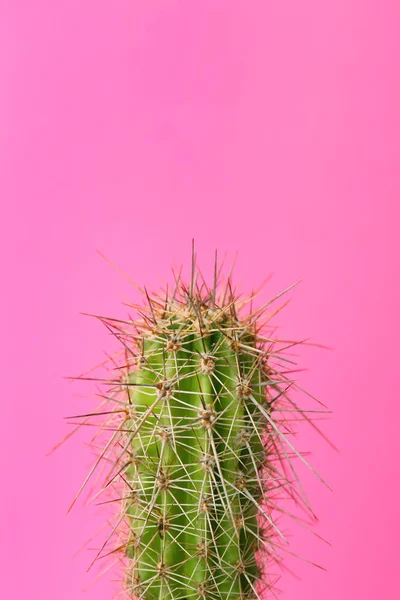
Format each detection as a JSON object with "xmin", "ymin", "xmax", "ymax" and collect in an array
[{"xmin": 66, "ymin": 247, "xmax": 329, "ymax": 600}]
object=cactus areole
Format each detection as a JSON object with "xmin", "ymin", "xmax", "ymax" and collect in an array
[{"xmin": 69, "ymin": 249, "xmax": 328, "ymax": 599}]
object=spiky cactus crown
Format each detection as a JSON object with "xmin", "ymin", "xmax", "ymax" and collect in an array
[{"xmin": 65, "ymin": 251, "xmax": 329, "ymax": 600}]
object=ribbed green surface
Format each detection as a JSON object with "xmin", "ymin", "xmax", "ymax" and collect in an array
[{"xmin": 125, "ymin": 317, "xmax": 268, "ymax": 600}]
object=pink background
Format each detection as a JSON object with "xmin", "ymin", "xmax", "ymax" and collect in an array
[{"xmin": 1, "ymin": 1, "xmax": 399, "ymax": 599}]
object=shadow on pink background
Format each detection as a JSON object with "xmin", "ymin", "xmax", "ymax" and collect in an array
[{"xmin": 1, "ymin": 1, "xmax": 399, "ymax": 599}]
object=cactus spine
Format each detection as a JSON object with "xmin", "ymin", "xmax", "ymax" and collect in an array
[{"xmin": 69, "ymin": 250, "xmax": 328, "ymax": 600}]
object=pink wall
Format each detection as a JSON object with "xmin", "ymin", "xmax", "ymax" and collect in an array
[{"xmin": 1, "ymin": 1, "xmax": 399, "ymax": 599}]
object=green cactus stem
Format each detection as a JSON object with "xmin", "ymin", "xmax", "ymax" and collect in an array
[{"xmin": 68, "ymin": 248, "xmax": 329, "ymax": 600}]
